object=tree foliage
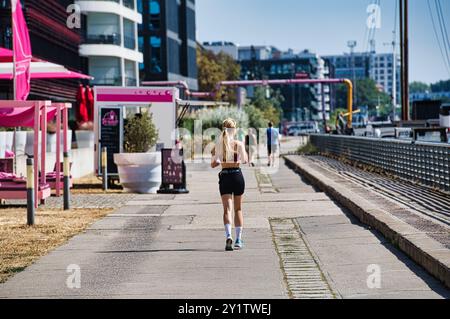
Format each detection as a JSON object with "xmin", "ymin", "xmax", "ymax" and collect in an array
[
  {"xmin": 409, "ymin": 81, "xmax": 430, "ymax": 93},
  {"xmin": 197, "ymin": 47, "xmax": 241, "ymax": 103},
  {"xmin": 247, "ymin": 87, "xmax": 284, "ymax": 126},
  {"xmin": 335, "ymin": 78, "xmax": 391, "ymax": 110},
  {"xmin": 124, "ymin": 111, "xmax": 159, "ymax": 153},
  {"xmin": 430, "ymin": 79, "xmax": 450, "ymax": 93}
]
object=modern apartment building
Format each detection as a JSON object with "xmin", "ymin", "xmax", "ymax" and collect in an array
[
  {"xmin": 240, "ymin": 50, "xmax": 332, "ymax": 122},
  {"xmin": 0, "ymin": 0, "xmax": 87, "ymax": 101},
  {"xmin": 238, "ymin": 45, "xmax": 273, "ymax": 61},
  {"xmin": 138, "ymin": 0, "xmax": 198, "ymax": 90},
  {"xmin": 76, "ymin": 0, "xmax": 143, "ymax": 86},
  {"xmin": 369, "ymin": 53, "xmax": 401, "ymax": 102},
  {"xmin": 202, "ymin": 41, "xmax": 238, "ymax": 60},
  {"xmin": 324, "ymin": 52, "xmax": 400, "ymax": 103}
]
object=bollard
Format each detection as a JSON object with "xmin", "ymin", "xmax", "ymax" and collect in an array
[
  {"xmin": 63, "ymin": 152, "xmax": 70, "ymax": 210},
  {"xmin": 102, "ymin": 147, "xmax": 108, "ymax": 191},
  {"xmin": 26, "ymin": 157, "xmax": 35, "ymax": 226}
]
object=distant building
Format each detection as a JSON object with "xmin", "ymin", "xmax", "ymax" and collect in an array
[
  {"xmin": 323, "ymin": 53, "xmax": 370, "ymax": 80},
  {"xmin": 202, "ymin": 41, "xmax": 238, "ymax": 60},
  {"xmin": 369, "ymin": 53, "xmax": 401, "ymax": 103},
  {"xmin": 238, "ymin": 45, "xmax": 272, "ymax": 61},
  {"xmin": 240, "ymin": 49, "xmax": 332, "ymax": 122},
  {"xmin": 137, "ymin": 0, "xmax": 198, "ymax": 90},
  {"xmin": 324, "ymin": 52, "xmax": 400, "ymax": 103},
  {"xmin": 410, "ymin": 91, "xmax": 450, "ymax": 102}
]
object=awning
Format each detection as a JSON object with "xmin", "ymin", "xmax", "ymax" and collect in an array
[
  {"xmin": 0, "ymin": 47, "xmax": 92, "ymax": 80},
  {"xmin": 0, "ymin": 106, "xmax": 57, "ymax": 128}
]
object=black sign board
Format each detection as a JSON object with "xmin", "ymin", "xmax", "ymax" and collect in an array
[
  {"xmin": 99, "ymin": 107, "xmax": 122, "ymax": 175},
  {"xmin": 158, "ymin": 148, "xmax": 188, "ymax": 194}
]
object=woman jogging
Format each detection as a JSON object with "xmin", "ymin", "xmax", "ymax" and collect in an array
[{"xmin": 211, "ymin": 118, "xmax": 248, "ymax": 251}]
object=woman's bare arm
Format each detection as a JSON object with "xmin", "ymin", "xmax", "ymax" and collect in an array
[
  {"xmin": 239, "ymin": 142, "xmax": 249, "ymax": 164},
  {"xmin": 211, "ymin": 146, "xmax": 220, "ymax": 168}
]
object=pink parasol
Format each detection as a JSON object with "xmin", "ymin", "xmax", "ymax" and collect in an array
[{"xmin": 76, "ymin": 84, "xmax": 89, "ymax": 123}]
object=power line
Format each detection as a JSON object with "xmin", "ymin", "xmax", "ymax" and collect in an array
[
  {"xmin": 435, "ymin": 0, "xmax": 450, "ymax": 60},
  {"xmin": 427, "ymin": 0, "xmax": 450, "ymax": 76}
]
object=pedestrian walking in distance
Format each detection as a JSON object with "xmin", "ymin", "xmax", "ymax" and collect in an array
[
  {"xmin": 266, "ymin": 122, "xmax": 280, "ymax": 166},
  {"xmin": 211, "ymin": 118, "xmax": 248, "ymax": 251}
]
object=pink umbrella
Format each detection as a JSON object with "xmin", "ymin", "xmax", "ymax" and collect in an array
[
  {"xmin": 85, "ymin": 86, "xmax": 94, "ymax": 122},
  {"xmin": 76, "ymin": 84, "xmax": 88, "ymax": 123},
  {"xmin": 0, "ymin": 47, "xmax": 92, "ymax": 80}
]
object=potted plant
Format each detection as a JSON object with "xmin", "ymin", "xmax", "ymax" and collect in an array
[
  {"xmin": 75, "ymin": 122, "xmax": 94, "ymax": 149},
  {"xmin": 113, "ymin": 110, "xmax": 161, "ymax": 193}
]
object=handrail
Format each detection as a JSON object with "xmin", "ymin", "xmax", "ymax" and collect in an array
[{"xmin": 142, "ymin": 78, "xmax": 354, "ymax": 127}]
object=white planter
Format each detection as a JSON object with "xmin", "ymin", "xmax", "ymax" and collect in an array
[
  {"xmin": 114, "ymin": 152, "xmax": 162, "ymax": 194},
  {"xmin": 4, "ymin": 132, "xmax": 14, "ymax": 154},
  {"xmin": 0, "ymin": 132, "xmax": 6, "ymax": 158},
  {"xmin": 75, "ymin": 131, "xmax": 94, "ymax": 149},
  {"xmin": 46, "ymin": 130, "xmax": 72, "ymax": 153},
  {"xmin": 14, "ymin": 131, "xmax": 27, "ymax": 156},
  {"xmin": 25, "ymin": 131, "xmax": 40, "ymax": 156}
]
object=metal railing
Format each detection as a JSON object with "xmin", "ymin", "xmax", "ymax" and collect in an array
[
  {"xmin": 85, "ymin": 34, "xmax": 121, "ymax": 46},
  {"xmin": 310, "ymin": 134, "xmax": 450, "ymax": 193}
]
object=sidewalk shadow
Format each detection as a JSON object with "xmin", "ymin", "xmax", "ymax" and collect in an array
[{"xmin": 96, "ymin": 248, "xmax": 225, "ymax": 254}]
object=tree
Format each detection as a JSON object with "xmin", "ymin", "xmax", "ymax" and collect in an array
[
  {"xmin": 409, "ymin": 81, "xmax": 430, "ymax": 93},
  {"xmin": 335, "ymin": 78, "xmax": 391, "ymax": 111},
  {"xmin": 430, "ymin": 79, "xmax": 450, "ymax": 93},
  {"xmin": 197, "ymin": 47, "xmax": 241, "ymax": 103},
  {"xmin": 247, "ymin": 87, "xmax": 284, "ymax": 126}
]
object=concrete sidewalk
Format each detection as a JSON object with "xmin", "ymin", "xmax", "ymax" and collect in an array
[{"xmin": 0, "ymin": 155, "xmax": 448, "ymax": 298}]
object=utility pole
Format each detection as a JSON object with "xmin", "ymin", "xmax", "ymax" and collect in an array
[
  {"xmin": 384, "ymin": 33, "xmax": 398, "ymax": 121},
  {"xmin": 400, "ymin": 0, "xmax": 410, "ymax": 121},
  {"xmin": 347, "ymin": 41, "xmax": 357, "ymax": 106}
]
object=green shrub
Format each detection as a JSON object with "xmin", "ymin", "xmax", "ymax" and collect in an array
[
  {"xmin": 297, "ymin": 142, "xmax": 318, "ymax": 155},
  {"xmin": 124, "ymin": 110, "xmax": 159, "ymax": 153}
]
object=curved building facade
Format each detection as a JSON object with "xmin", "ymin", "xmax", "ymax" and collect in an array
[{"xmin": 76, "ymin": 0, "xmax": 143, "ymax": 86}]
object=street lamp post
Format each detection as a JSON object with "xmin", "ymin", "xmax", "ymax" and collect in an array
[{"xmin": 291, "ymin": 63, "xmax": 296, "ymax": 122}]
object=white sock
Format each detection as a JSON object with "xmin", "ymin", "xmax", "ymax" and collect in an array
[
  {"xmin": 224, "ymin": 224, "xmax": 232, "ymax": 239},
  {"xmin": 235, "ymin": 226, "xmax": 243, "ymax": 241}
]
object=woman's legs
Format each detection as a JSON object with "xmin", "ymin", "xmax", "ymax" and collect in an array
[
  {"xmin": 234, "ymin": 195, "xmax": 244, "ymax": 242},
  {"xmin": 221, "ymin": 195, "xmax": 233, "ymax": 239}
]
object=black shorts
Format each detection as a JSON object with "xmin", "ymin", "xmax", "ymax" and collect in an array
[{"xmin": 218, "ymin": 168, "xmax": 245, "ymax": 196}]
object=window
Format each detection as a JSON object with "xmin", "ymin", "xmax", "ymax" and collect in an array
[
  {"xmin": 123, "ymin": 18, "xmax": 135, "ymax": 50},
  {"xmin": 150, "ymin": 36, "xmax": 162, "ymax": 73},
  {"xmin": 137, "ymin": 0, "xmax": 143, "ymax": 12},
  {"xmin": 138, "ymin": 36, "xmax": 144, "ymax": 53},
  {"xmin": 149, "ymin": 0, "xmax": 161, "ymax": 31}
]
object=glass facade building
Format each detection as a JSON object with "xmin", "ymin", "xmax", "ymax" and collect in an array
[{"xmin": 137, "ymin": 0, "xmax": 198, "ymax": 90}]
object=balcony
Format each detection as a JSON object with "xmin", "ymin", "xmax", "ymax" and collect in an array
[
  {"xmin": 85, "ymin": 34, "xmax": 121, "ymax": 46},
  {"xmin": 92, "ymin": 76, "xmax": 123, "ymax": 86},
  {"xmin": 125, "ymin": 77, "xmax": 137, "ymax": 86},
  {"xmin": 123, "ymin": 0, "xmax": 135, "ymax": 10},
  {"xmin": 76, "ymin": 1, "xmax": 142, "ymax": 23},
  {"xmin": 89, "ymin": 0, "xmax": 120, "ymax": 3}
]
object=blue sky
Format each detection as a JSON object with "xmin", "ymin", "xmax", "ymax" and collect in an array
[{"xmin": 196, "ymin": 0, "xmax": 450, "ymax": 84}]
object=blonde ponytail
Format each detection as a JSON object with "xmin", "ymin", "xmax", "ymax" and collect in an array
[{"xmin": 221, "ymin": 118, "xmax": 237, "ymax": 163}]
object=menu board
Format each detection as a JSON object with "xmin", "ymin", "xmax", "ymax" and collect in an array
[
  {"xmin": 100, "ymin": 107, "xmax": 122, "ymax": 175},
  {"xmin": 161, "ymin": 148, "xmax": 183, "ymax": 185}
]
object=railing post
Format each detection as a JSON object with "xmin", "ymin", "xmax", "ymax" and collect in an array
[
  {"xmin": 63, "ymin": 152, "xmax": 70, "ymax": 210},
  {"xmin": 102, "ymin": 147, "xmax": 108, "ymax": 191},
  {"xmin": 26, "ymin": 157, "xmax": 35, "ymax": 226}
]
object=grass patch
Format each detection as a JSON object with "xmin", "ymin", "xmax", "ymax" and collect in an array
[
  {"xmin": 70, "ymin": 174, "xmax": 124, "ymax": 194},
  {"xmin": 0, "ymin": 207, "xmax": 112, "ymax": 283},
  {"xmin": 296, "ymin": 142, "xmax": 319, "ymax": 155}
]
